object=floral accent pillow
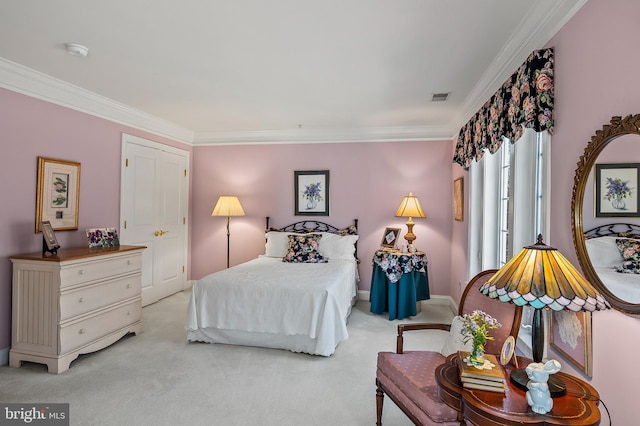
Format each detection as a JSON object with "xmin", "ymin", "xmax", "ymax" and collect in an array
[
  {"xmin": 616, "ymin": 239, "xmax": 640, "ymax": 274},
  {"xmin": 617, "ymin": 261, "xmax": 640, "ymax": 274},
  {"xmin": 282, "ymin": 234, "xmax": 328, "ymax": 263}
]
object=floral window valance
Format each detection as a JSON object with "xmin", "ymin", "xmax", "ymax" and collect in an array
[{"xmin": 453, "ymin": 48, "xmax": 554, "ymax": 169}]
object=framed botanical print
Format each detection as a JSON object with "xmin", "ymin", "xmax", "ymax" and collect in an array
[
  {"xmin": 35, "ymin": 157, "xmax": 81, "ymax": 232},
  {"xmin": 294, "ymin": 170, "xmax": 329, "ymax": 216},
  {"xmin": 595, "ymin": 163, "xmax": 640, "ymax": 217}
]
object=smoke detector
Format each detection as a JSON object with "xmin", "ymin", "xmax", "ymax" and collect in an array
[{"xmin": 65, "ymin": 43, "xmax": 89, "ymax": 57}]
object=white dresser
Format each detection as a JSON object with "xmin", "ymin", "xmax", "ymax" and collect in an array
[{"xmin": 9, "ymin": 245, "xmax": 145, "ymax": 373}]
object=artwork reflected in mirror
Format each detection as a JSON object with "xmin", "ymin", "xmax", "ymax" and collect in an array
[
  {"xmin": 594, "ymin": 163, "xmax": 640, "ymax": 217},
  {"xmin": 572, "ymin": 115, "xmax": 640, "ymax": 313}
]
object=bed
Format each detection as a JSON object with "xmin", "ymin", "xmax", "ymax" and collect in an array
[
  {"xmin": 186, "ymin": 218, "xmax": 359, "ymax": 356},
  {"xmin": 584, "ymin": 223, "xmax": 640, "ymax": 303}
]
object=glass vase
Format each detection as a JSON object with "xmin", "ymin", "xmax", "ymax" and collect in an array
[
  {"xmin": 612, "ymin": 195, "xmax": 626, "ymax": 210},
  {"xmin": 469, "ymin": 343, "xmax": 485, "ymax": 366}
]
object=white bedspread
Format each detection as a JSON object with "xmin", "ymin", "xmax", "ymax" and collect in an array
[
  {"xmin": 594, "ymin": 267, "xmax": 640, "ymax": 303},
  {"xmin": 186, "ymin": 256, "xmax": 358, "ymax": 356}
]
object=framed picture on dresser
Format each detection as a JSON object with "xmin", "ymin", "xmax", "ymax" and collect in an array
[{"xmin": 41, "ymin": 221, "xmax": 60, "ymax": 251}]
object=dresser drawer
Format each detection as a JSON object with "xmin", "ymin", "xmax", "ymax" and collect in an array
[
  {"xmin": 59, "ymin": 275, "xmax": 141, "ymax": 321},
  {"xmin": 59, "ymin": 300, "xmax": 142, "ymax": 354},
  {"xmin": 60, "ymin": 253, "xmax": 142, "ymax": 288}
]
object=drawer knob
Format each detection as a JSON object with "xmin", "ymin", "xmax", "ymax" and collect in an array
[
  {"xmin": 79, "ymin": 328, "xmax": 86, "ymax": 334},
  {"xmin": 127, "ymin": 311, "xmax": 132, "ymax": 315},
  {"xmin": 126, "ymin": 284, "xmax": 132, "ymax": 289},
  {"xmin": 127, "ymin": 260, "xmax": 132, "ymax": 265},
  {"xmin": 78, "ymin": 270, "xmax": 85, "ymax": 275},
  {"xmin": 79, "ymin": 297, "xmax": 86, "ymax": 303}
]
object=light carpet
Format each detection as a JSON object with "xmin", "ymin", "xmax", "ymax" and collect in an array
[{"xmin": 0, "ymin": 290, "xmax": 454, "ymax": 426}]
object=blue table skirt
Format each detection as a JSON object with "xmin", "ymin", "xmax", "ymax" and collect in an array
[{"xmin": 369, "ymin": 265, "xmax": 430, "ymax": 320}]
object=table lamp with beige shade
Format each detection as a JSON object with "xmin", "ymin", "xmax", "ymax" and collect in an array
[{"xmin": 395, "ymin": 192, "xmax": 426, "ymax": 251}]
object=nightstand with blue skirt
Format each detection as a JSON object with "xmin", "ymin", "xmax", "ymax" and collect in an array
[{"xmin": 369, "ymin": 249, "xmax": 430, "ymax": 320}]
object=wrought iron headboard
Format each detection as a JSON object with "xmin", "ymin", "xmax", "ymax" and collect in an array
[
  {"xmin": 584, "ymin": 223, "xmax": 640, "ymax": 239},
  {"xmin": 265, "ymin": 217, "xmax": 359, "ymax": 261}
]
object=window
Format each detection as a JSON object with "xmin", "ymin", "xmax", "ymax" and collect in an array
[
  {"xmin": 467, "ymin": 128, "xmax": 550, "ymax": 357},
  {"xmin": 498, "ymin": 140, "xmax": 512, "ymax": 267}
]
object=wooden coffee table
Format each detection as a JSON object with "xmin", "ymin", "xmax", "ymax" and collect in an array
[{"xmin": 435, "ymin": 354, "xmax": 601, "ymax": 426}]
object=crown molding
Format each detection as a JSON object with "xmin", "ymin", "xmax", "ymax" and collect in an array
[
  {"xmin": 192, "ymin": 124, "xmax": 455, "ymax": 146},
  {"xmin": 0, "ymin": 57, "xmax": 194, "ymax": 144},
  {"xmin": 0, "ymin": 55, "xmax": 454, "ymax": 145},
  {"xmin": 451, "ymin": 0, "xmax": 586, "ymax": 132},
  {"xmin": 0, "ymin": 0, "xmax": 584, "ymax": 147}
]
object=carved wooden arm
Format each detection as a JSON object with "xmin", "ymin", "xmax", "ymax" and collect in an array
[{"xmin": 396, "ymin": 323, "xmax": 451, "ymax": 354}]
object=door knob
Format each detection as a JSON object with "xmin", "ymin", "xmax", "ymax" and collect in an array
[{"xmin": 154, "ymin": 230, "xmax": 169, "ymax": 236}]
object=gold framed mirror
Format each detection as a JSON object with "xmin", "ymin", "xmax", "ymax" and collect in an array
[{"xmin": 572, "ymin": 114, "xmax": 640, "ymax": 314}]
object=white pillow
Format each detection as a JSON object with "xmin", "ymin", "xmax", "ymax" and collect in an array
[
  {"xmin": 585, "ymin": 236, "xmax": 625, "ymax": 268},
  {"xmin": 264, "ymin": 231, "xmax": 304, "ymax": 257},
  {"xmin": 318, "ymin": 232, "xmax": 358, "ymax": 260},
  {"xmin": 266, "ymin": 231, "xmax": 358, "ymax": 260},
  {"xmin": 439, "ymin": 316, "xmax": 473, "ymax": 357}
]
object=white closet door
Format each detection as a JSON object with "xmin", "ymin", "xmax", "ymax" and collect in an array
[{"xmin": 120, "ymin": 134, "xmax": 189, "ymax": 306}]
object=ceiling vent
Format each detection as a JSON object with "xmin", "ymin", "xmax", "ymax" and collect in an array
[{"xmin": 431, "ymin": 92, "xmax": 449, "ymax": 102}]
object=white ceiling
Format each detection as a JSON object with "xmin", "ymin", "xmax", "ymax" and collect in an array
[{"xmin": 0, "ymin": 0, "xmax": 585, "ymax": 145}]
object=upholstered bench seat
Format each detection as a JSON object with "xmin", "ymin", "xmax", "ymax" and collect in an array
[
  {"xmin": 377, "ymin": 351, "xmax": 460, "ymax": 425},
  {"xmin": 375, "ymin": 270, "xmax": 522, "ymax": 426}
]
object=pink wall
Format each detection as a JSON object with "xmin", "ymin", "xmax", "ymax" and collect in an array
[
  {"xmin": 449, "ymin": 157, "xmax": 468, "ymax": 303},
  {"xmin": 190, "ymin": 140, "xmax": 454, "ymax": 295},
  {"xmin": 0, "ymin": 88, "xmax": 193, "ymax": 353},
  {"xmin": 544, "ymin": 0, "xmax": 640, "ymax": 421},
  {"xmin": 447, "ymin": 0, "xmax": 640, "ymax": 422}
]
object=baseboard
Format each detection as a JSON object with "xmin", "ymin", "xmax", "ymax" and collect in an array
[
  {"xmin": 183, "ymin": 280, "xmax": 196, "ymax": 291},
  {"xmin": 356, "ymin": 289, "xmax": 369, "ymax": 301},
  {"xmin": 0, "ymin": 347, "xmax": 8, "ymax": 366},
  {"xmin": 356, "ymin": 290, "xmax": 457, "ymax": 315},
  {"xmin": 424, "ymin": 295, "xmax": 458, "ymax": 315}
]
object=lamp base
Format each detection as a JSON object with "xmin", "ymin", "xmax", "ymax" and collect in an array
[{"xmin": 509, "ymin": 369, "xmax": 567, "ymax": 397}]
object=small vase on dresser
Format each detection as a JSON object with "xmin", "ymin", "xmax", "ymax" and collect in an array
[{"xmin": 9, "ymin": 245, "xmax": 145, "ymax": 373}]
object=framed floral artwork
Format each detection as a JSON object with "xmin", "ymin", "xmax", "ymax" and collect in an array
[
  {"xmin": 35, "ymin": 157, "xmax": 81, "ymax": 232},
  {"xmin": 595, "ymin": 163, "xmax": 640, "ymax": 217},
  {"xmin": 550, "ymin": 310, "xmax": 592, "ymax": 376},
  {"xmin": 380, "ymin": 227, "xmax": 400, "ymax": 249},
  {"xmin": 294, "ymin": 170, "xmax": 329, "ymax": 216}
]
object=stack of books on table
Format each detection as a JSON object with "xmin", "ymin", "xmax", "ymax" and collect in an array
[{"xmin": 457, "ymin": 351, "xmax": 506, "ymax": 393}]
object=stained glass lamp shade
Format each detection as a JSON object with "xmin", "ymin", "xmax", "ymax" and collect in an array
[{"xmin": 479, "ymin": 234, "xmax": 610, "ymax": 393}]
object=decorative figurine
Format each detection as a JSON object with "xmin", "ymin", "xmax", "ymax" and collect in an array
[{"xmin": 525, "ymin": 359, "xmax": 561, "ymax": 414}]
